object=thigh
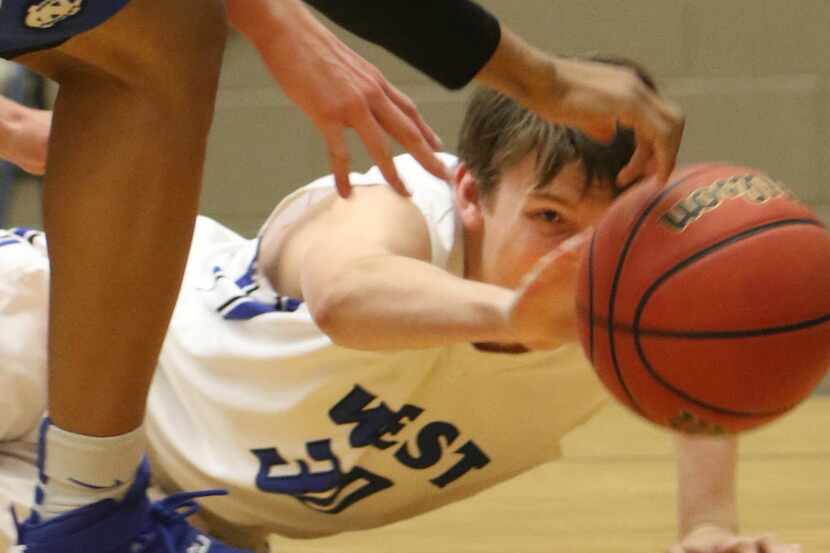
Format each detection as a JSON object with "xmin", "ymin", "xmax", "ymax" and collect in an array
[{"xmin": 12, "ymin": 0, "xmax": 226, "ymax": 89}]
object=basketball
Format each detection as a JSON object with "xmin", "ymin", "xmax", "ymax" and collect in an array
[{"xmin": 577, "ymin": 163, "xmax": 830, "ymax": 433}]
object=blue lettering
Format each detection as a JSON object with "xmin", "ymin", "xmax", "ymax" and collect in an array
[
  {"xmin": 394, "ymin": 421, "xmax": 459, "ymax": 469},
  {"xmin": 329, "ymin": 385, "xmax": 423, "ymax": 449},
  {"xmin": 431, "ymin": 440, "xmax": 490, "ymax": 488},
  {"xmin": 252, "ymin": 442, "xmax": 341, "ymax": 495},
  {"xmin": 252, "ymin": 440, "xmax": 394, "ymax": 514}
]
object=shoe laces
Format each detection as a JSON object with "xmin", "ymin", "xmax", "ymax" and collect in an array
[{"xmin": 132, "ymin": 489, "xmax": 227, "ymax": 553}]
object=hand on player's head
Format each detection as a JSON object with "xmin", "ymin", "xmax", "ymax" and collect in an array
[
  {"xmin": 613, "ymin": 84, "xmax": 684, "ymax": 187},
  {"xmin": 531, "ymin": 56, "xmax": 684, "ymax": 188}
]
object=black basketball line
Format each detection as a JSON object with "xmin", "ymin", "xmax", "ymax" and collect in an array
[
  {"xmin": 631, "ymin": 218, "xmax": 822, "ymax": 418},
  {"xmin": 606, "ymin": 167, "xmax": 712, "ymax": 413},
  {"xmin": 584, "ymin": 310, "xmax": 830, "ymax": 340},
  {"xmin": 587, "ymin": 233, "xmax": 596, "ymax": 362},
  {"xmin": 639, "ymin": 312, "xmax": 830, "ymax": 339}
]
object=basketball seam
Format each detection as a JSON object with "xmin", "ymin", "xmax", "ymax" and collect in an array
[
  {"xmin": 582, "ymin": 312, "xmax": 830, "ymax": 339},
  {"xmin": 587, "ymin": 233, "xmax": 596, "ymax": 363},
  {"xmin": 630, "ymin": 218, "xmax": 821, "ymax": 418},
  {"xmin": 606, "ymin": 167, "xmax": 712, "ymax": 414}
]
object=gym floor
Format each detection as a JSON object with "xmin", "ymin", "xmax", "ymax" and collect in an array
[{"xmin": 268, "ymin": 397, "xmax": 830, "ymax": 553}]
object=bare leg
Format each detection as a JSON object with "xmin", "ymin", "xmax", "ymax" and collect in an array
[
  {"xmin": 10, "ymin": 3, "xmax": 256, "ymax": 549},
  {"xmin": 17, "ymin": 0, "xmax": 227, "ymax": 437}
]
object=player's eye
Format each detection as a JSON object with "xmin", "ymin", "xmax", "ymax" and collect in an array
[{"xmin": 536, "ymin": 209, "xmax": 561, "ymax": 224}]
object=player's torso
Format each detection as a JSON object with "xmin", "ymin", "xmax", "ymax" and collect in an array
[
  {"xmin": 147, "ymin": 161, "xmax": 607, "ymax": 537},
  {"xmin": 151, "ymin": 306, "xmax": 603, "ymax": 537}
]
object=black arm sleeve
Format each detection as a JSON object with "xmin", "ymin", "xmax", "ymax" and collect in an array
[{"xmin": 303, "ymin": 0, "xmax": 501, "ymax": 90}]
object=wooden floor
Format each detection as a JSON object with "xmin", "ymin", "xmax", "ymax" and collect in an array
[{"xmin": 269, "ymin": 397, "xmax": 830, "ymax": 553}]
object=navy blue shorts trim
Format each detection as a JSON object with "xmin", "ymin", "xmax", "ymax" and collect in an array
[{"xmin": 0, "ymin": 0, "xmax": 130, "ymax": 59}]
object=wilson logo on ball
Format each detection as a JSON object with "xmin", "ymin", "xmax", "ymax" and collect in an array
[
  {"xmin": 660, "ymin": 175, "xmax": 797, "ymax": 232},
  {"xmin": 669, "ymin": 411, "xmax": 726, "ymax": 435}
]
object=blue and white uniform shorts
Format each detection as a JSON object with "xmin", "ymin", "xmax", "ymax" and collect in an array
[{"xmin": 0, "ymin": 0, "xmax": 130, "ymax": 59}]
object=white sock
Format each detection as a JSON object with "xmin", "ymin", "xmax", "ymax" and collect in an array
[{"xmin": 34, "ymin": 419, "xmax": 146, "ymax": 521}]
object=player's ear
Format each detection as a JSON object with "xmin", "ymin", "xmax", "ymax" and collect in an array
[{"xmin": 453, "ymin": 162, "xmax": 485, "ymax": 231}]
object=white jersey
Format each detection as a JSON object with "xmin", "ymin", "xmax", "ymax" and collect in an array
[
  {"xmin": 0, "ymin": 155, "xmax": 607, "ymax": 543},
  {"xmin": 147, "ymin": 154, "xmax": 608, "ymax": 538},
  {"xmin": 0, "ymin": 228, "xmax": 48, "ymax": 443},
  {"xmin": 0, "ymin": 228, "xmax": 49, "ymax": 547}
]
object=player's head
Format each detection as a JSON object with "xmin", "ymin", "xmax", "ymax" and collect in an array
[{"xmin": 453, "ymin": 56, "xmax": 656, "ymax": 288}]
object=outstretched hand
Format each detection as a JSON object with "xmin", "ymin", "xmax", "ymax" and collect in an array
[{"xmin": 505, "ymin": 228, "xmax": 592, "ymax": 350}]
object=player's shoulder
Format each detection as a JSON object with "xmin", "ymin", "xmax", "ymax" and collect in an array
[
  {"xmin": 360, "ymin": 152, "xmax": 456, "ymax": 200},
  {"xmin": 304, "ymin": 152, "xmax": 457, "ymax": 202},
  {"xmin": 300, "ymin": 153, "xmax": 457, "ymax": 228},
  {"xmin": 354, "ymin": 153, "xmax": 457, "ymax": 226},
  {"xmin": 399, "ymin": 153, "xmax": 457, "ymax": 212}
]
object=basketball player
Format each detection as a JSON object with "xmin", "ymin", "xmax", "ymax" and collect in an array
[
  {"xmin": 0, "ymin": 84, "xmax": 791, "ymax": 552},
  {"xmin": 0, "ymin": 0, "xmax": 684, "ymax": 550}
]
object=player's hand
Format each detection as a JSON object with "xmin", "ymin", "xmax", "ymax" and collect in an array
[
  {"xmin": 229, "ymin": 0, "xmax": 448, "ymax": 198},
  {"xmin": 505, "ymin": 228, "xmax": 592, "ymax": 350},
  {"xmin": 529, "ymin": 56, "xmax": 684, "ymax": 188},
  {"xmin": 666, "ymin": 524, "xmax": 802, "ymax": 553},
  {"xmin": 0, "ymin": 104, "xmax": 50, "ymax": 176}
]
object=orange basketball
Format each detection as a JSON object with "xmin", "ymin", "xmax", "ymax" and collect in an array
[{"xmin": 577, "ymin": 163, "xmax": 830, "ymax": 433}]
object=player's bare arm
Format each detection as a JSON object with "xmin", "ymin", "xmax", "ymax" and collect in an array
[
  {"xmin": 668, "ymin": 434, "xmax": 801, "ymax": 553},
  {"xmin": 259, "ymin": 184, "xmax": 520, "ymax": 350},
  {"xmin": 0, "ymin": 95, "xmax": 50, "ymax": 175}
]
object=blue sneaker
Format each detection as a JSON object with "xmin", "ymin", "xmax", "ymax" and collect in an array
[{"xmin": 13, "ymin": 459, "xmax": 253, "ymax": 552}]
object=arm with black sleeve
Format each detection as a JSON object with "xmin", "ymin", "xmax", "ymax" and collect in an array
[{"xmin": 303, "ymin": 0, "xmax": 501, "ymax": 90}]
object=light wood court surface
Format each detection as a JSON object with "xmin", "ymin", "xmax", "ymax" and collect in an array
[{"xmin": 269, "ymin": 397, "xmax": 830, "ymax": 553}]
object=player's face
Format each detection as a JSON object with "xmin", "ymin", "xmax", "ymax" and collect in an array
[{"xmin": 475, "ymin": 154, "xmax": 614, "ymax": 289}]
